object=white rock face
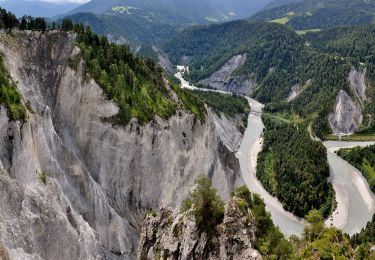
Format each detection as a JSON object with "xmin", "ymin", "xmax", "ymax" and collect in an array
[
  {"xmin": 0, "ymin": 32, "xmax": 244, "ymax": 259},
  {"xmin": 329, "ymin": 68, "xmax": 369, "ymax": 135},
  {"xmin": 348, "ymin": 67, "xmax": 367, "ymax": 107},
  {"xmin": 199, "ymin": 54, "xmax": 256, "ymax": 95},
  {"xmin": 329, "ymin": 90, "xmax": 363, "ymax": 134},
  {"xmin": 287, "ymin": 79, "xmax": 311, "ymax": 102}
]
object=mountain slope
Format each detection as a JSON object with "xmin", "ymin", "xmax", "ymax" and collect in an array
[
  {"xmin": 252, "ymin": 0, "xmax": 375, "ymax": 30},
  {"xmin": 69, "ymin": 0, "xmax": 272, "ymax": 22},
  {"xmin": 0, "ymin": 25, "xmax": 245, "ymax": 259},
  {"xmin": 63, "ymin": 0, "xmax": 273, "ymax": 46},
  {"xmin": 162, "ymin": 20, "xmax": 375, "ymax": 214},
  {"xmin": 162, "ymin": 20, "xmax": 375, "ymax": 136}
]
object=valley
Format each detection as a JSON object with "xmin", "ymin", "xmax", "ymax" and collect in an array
[
  {"xmin": 175, "ymin": 65, "xmax": 375, "ymax": 237},
  {"xmin": 1, "ymin": 0, "xmax": 375, "ymax": 258}
]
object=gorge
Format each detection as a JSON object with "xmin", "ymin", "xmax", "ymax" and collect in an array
[{"xmin": 176, "ymin": 65, "xmax": 375, "ymax": 237}]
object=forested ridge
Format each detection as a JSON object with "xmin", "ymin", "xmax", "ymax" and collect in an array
[
  {"xmin": 252, "ymin": 0, "xmax": 375, "ymax": 30},
  {"xmin": 256, "ymin": 115, "xmax": 333, "ymax": 218},
  {"xmin": 0, "ymin": 8, "xmax": 256, "ymax": 127},
  {"xmin": 192, "ymin": 91, "xmax": 250, "ymax": 131},
  {"xmin": 163, "ymin": 20, "xmax": 358, "ymax": 137},
  {"xmin": 0, "ymin": 8, "xmax": 209, "ymax": 126}
]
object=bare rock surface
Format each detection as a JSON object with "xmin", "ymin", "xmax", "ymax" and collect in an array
[
  {"xmin": 329, "ymin": 90, "xmax": 363, "ymax": 134},
  {"xmin": 348, "ymin": 67, "xmax": 367, "ymax": 107},
  {"xmin": 0, "ymin": 31, "xmax": 244, "ymax": 259},
  {"xmin": 137, "ymin": 197, "xmax": 262, "ymax": 260},
  {"xmin": 199, "ymin": 54, "xmax": 256, "ymax": 95},
  {"xmin": 287, "ymin": 79, "xmax": 311, "ymax": 102}
]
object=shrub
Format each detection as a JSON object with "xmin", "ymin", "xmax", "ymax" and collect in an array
[
  {"xmin": 181, "ymin": 175, "xmax": 225, "ymax": 236},
  {"xmin": 36, "ymin": 170, "xmax": 47, "ymax": 185},
  {"xmin": 303, "ymin": 209, "xmax": 325, "ymax": 242}
]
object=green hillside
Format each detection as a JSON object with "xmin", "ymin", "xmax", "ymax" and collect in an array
[
  {"xmin": 63, "ymin": 0, "xmax": 272, "ymax": 46},
  {"xmin": 252, "ymin": 0, "xmax": 375, "ymax": 30}
]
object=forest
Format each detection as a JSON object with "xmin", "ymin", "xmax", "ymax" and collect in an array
[
  {"xmin": 163, "ymin": 18, "xmax": 375, "ymax": 138},
  {"xmin": 256, "ymin": 116, "xmax": 333, "ymax": 217},
  {"xmin": 192, "ymin": 91, "xmax": 250, "ymax": 131},
  {"xmin": 337, "ymin": 145, "xmax": 375, "ymax": 192},
  {"xmin": 0, "ymin": 9, "xmax": 209, "ymax": 126},
  {"xmin": 251, "ymin": 0, "xmax": 375, "ymax": 30},
  {"xmin": 352, "ymin": 213, "xmax": 375, "ymax": 258}
]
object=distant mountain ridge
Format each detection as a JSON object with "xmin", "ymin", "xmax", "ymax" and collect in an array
[
  {"xmin": 252, "ymin": 0, "xmax": 375, "ymax": 30},
  {"xmin": 68, "ymin": 0, "xmax": 272, "ymax": 22},
  {"xmin": 62, "ymin": 0, "xmax": 273, "ymax": 46},
  {"xmin": 264, "ymin": 0, "xmax": 303, "ymax": 9}
]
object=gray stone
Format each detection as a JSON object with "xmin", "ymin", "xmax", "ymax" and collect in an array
[
  {"xmin": 137, "ymin": 197, "xmax": 262, "ymax": 260},
  {"xmin": 329, "ymin": 90, "xmax": 363, "ymax": 134},
  {"xmin": 0, "ymin": 31, "xmax": 244, "ymax": 259},
  {"xmin": 199, "ymin": 54, "xmax": 256, "ymax": 95}
]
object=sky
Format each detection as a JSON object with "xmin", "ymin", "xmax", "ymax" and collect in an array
[
  {"xmin": 37, "ymin": 0, "xmax": 90, "ymax": 3},
  {"xmin": 0, "ymin": 0, "xmax": 90, "ymax": 3}
]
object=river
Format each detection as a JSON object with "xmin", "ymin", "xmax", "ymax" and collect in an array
[
  {"xmin": 323, "ymin": 141, "xmax": 375, "ymax": 234},
  {"xmin": 175, "ymin": 66, "xmax": 375, "ymax": 237}
]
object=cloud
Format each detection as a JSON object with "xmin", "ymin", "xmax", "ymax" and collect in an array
[{"xmin": 36, "ymin": 0, "xmax": 90, "ymax": 3}]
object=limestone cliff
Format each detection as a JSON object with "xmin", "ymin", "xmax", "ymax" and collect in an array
[
  {"xmin": 329, "ymin": 90, "xmax": 363, "ymax": 134},
  {"xmin": 0, "ymin": 31, "xmax": 243, "ymax": 259},
  {"xmin": 137, "ymin": 197, "xmax": 261, "ymax": 260},
  {"xmin": 199, "ymin": 55, "xmax": 256, "ymax": 95},
  {"xmin": 329, "ymin": 68, "xmax": 369, "ymax": 134}
]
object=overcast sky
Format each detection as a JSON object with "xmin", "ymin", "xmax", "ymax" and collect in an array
[
  {"xmin": 0, "ymin": 0, "xmax": 91, "ymax": 3},
  {"xmin": 35, "ymin": 0, "xmax": 90, "ymax": 3}
]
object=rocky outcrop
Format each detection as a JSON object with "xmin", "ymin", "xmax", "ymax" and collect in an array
[
  {"xmin": 199, "ymin": 54, "xmax": 256, "ymax": 95},
  {"xmin": 0, "ymin": 31, "xmax": 244, "ymax": 259},
  {"xmin": 155, "ymin": 47, "xmax": 174, "ymax": 74},
  {"xmin": 329, "ymin": 68, "xmax": 369, "ymax": 135},
  {"xmin": 137, "ymin": 197, "xmax": 261, "ymax": 260},
  {"xmin": 329, "ymin": 90, "xmax": 363, "ymax": 134},
  {"xmin": 348, "ymin": 67, "xmax": 368, "ymax": 107},
  {"xmin": 287, "ymin": 79, "xmax": 311, "ymax": 102}
]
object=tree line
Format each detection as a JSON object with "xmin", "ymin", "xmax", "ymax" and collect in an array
[
  {"xmin": 0, "ymin": 7, "xmax": 78, "ymax": 32},
  {"xmin": 256, "ymin": 116, "xmax": 334, "ymax": 218}
]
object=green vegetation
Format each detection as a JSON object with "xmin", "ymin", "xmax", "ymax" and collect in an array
[
  {"xmin": 0, "ymin": 7, "xmax": 47, "ymax": 32},
  {"xmin": 0, "ymin": 8, "xmax": 208, "ymax": 126},
  {"xmin": 163, "ymin": 19, "xmax": 360, "ymax": 137},
  {"xmin": 352, "ymin": 214, "xmax": 375, "ymax": 248},
  {"xmin": 192, "ymin": 91, "xmax": 250, "ymax": 129},
  {"xmin": 270, "ymin": 16, "xmax": 289, "ymax": 25},
  {"xmin": 0, "ymin": 55, "xmax": 26, "ymax": 121},
  {"xmin": 76, "ymin": 26, "xmax": 177, "ymax": 125},
  {"xmin": 65, "ymin": 12, "xmax": 179, "ymax": 48},
  {"xmin": 163, "ymin": 20, "xmax": 304, "ymax": 85},
  {"xmin": 294, "ymin": 210, "xmax": 354, "ymax": 259},
  {"xmin": 70, "ymin": 24, "xmax": 207, "ymax": 125},
  {"xmin": 337, "ymin": 145, "xmax": 375, "ymax": 192},
  {"xmin": 351, "ymin": 212, "xmax": 375, "ymax": 258},
  {"xmin": 326, "ymin": 133, "xmax": 375, "ymax": 142},
  {"xmin": 232, "ymin": 186, "xmax": 293, "ymax": 259},
  {"xmin": 179, "ymin": 178, "xmax": 375, "ymax": 259},
  {"xmin": 181, "ymin": 175, "xmax": 225, "ymax": 237},
  {"xmin": 252, "ymin": 0, "xmax": 375, "ymax": 30},
  {"xmin": 36, "ymin": 170, "xmax": 48, "ymax": 185},
  {"xmin": 257, "ymin": 116, "xmax": 334, "ymax": 218}
]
